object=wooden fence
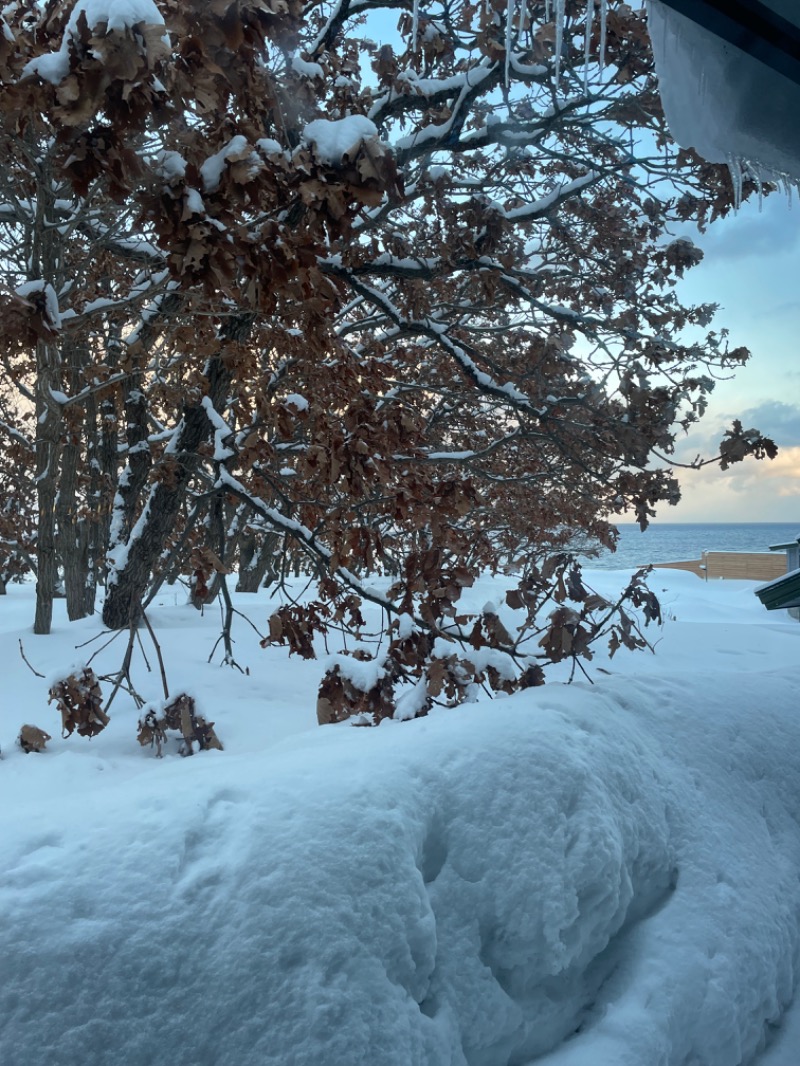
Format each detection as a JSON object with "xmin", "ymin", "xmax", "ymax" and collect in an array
[{"xmin": 652, "ymin": 551, "xmax": 787, "ymax": 582}]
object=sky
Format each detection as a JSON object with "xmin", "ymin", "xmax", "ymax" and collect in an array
[{"xmin": 669, "ymin": 192, "xmax": 800, "ymax": 523}]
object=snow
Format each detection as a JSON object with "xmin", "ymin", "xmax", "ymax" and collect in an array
[
  {"xmin": 501, "ymin": 172, "xmax": 599, "ymax": 222},
  {"xmin": 325, "ymin": 646, "xmax": 388, "ymax": 692},
  {"xmin": 1, "ymin": 569, "xmax": 799, "ymax": 1066},
  {"xmin": 200, "ymin": 136, "xmax": 254, "ymax": 193},
  {"xmin": 256, "ymin": 137, "xmax": 284, "ymax": 157},
  {"xmin": 647, "ymin": 0, "xmax": 800, "ymax": 188},
  {"xmin": 302, "ymin": 116, "xmax": 379, "ymax": 164},
  {"xmin": 154, "ymin": 150, "xmax": 187, "ymax": 181},
  {"xmin": 291, "ymin": 53, "xmax": 324, "ymax": 80},
  {"xmin": 201, "ymin": 396, "xmax": 234, "ymax": 462},
  {"xmin": 283, "ymin": 392, "xmax": 309, "ymax": 412},
  {"xmin": 22, "ymin": 0, "xmax": 166, "ymax": 85},
  {"xmin": 183, "ymin": 187, "xmax": 205, "ymax": 216},
  {"xmin": 64, "ymin": 0, "xmax": 164, "ymax": 33},
  {"xmin": 15, "ymin": 279, "xmax": 61, "ymax": 330}
]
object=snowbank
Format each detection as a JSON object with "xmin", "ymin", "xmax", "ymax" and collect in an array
[{"xmin": 0, "ymin": 573, "xmax": 799, "ymax": 1065}]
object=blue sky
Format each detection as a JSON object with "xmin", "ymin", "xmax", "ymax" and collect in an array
[{"xmin": 670, "ymin": 192, "xmax": 800, "ymax": 522}]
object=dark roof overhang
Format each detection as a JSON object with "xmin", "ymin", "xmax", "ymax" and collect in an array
[
  {"xmin": 655, "ymin": 0, "xmax": 800, "ymax": 87},
  {"xmin": 755, "ymin": 568, "xmax": 800, "ymax": 611}
]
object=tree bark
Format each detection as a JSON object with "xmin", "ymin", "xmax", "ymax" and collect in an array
[
  {"xmin": 236, "ymin": 530, "xmax": 279, "ymax": 592},
  {"xmin": 57, "ymin": 341, "xmax": 94, "ymax": 620},
  {"xmin": 33, "ymin": 339, "xmax": 62, "ymax": 635},
  {"xmin": 102, "ymin": 315, "xmax": 253, "ymax": 629},
  {"xmin": 83, "ymin": 390, "xmax": 103, "ymax": 615},
  {"xmin": 30, "ymin": 147, "xmax": 65, "ymax": 635}
]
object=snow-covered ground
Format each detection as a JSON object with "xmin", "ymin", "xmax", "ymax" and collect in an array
[{"xmin": 1, "ymin": 569, "xmax": 799, "ymax": 1066}]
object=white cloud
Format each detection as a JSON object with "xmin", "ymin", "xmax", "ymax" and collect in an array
[{"xmin": 668, "ymin": 446, "xmax": 800, "ymax": 521}]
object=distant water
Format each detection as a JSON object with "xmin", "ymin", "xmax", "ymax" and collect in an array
[{"xmin": 581, "ymin": 523, "xmax": 800, "ymax": 570}]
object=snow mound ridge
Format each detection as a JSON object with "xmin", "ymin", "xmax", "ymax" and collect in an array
[{"xmin": 2, "ymin": 667, "xmax": 800, "ymax": 1065}]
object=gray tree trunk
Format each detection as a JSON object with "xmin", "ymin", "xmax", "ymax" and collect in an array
[
  {"xmin": 102, "ymin": 315, "xmax": 253, "ymax": 629},
  {"xmin": 57, "ymin": 341, "xmax": 95, "ymax": 621},
  {"xmin": 236, "ymin": 530, "xmax": 279, "ymax": 592},
  {"xmin": 83, "ymin": 392, "xmax": 103, "ymax": 615},
  {"xmin": 34, "ymin": 338, "xmax": 62, "ymax": 635},
  {"xmin": 30, "ymin": 150, "xmax": 65, "ymax": 635}
]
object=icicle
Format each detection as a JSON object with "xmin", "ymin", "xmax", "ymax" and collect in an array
[
  {"xmin": 726, "ymin": 155, "xmax": 742, "ymax": 211},
  {"xmin": 698, "ymin": 66, "xmax": 708, "ymax": 105},
  {"xmin": 505, "ymin": 0, "xmax": 515, "ymax": 87},
  {"xmin": 782, "ymin": 176, "xmax": 794, "ymax": 211},
  {"xmin": 412, "ymin": 0, "xmax": 419, "ymax": 52},
  {"xmin": 598, "ymin": 0, "xmax": 607, "ymax": 71},
  {"xmin": 583, "ymin": 0, "xmax": 592, "ymax": 93},
  {"xmin": 554, "ymin": 0, "xmax": 565, "ymax": 82},
  {"xmin": 755, "ymin": 173, "xmax": 763, "ymax": 212}
]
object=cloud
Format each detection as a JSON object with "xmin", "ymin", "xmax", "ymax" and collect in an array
[
  {"xmin": 660, "ymin": 404, "xmax": 800, "ymax": 520},
  {"xmin": 752, "ymin": 447, "xmax": 800, "ymax": 495},
  {"xmin": 671, "ymin": 401, "xmax": 800, "ymax": 468},
  {"xmin": 715, "ymin": 446, "xmax": 800, "ymax": 496},
  {"xmin": 668, "ymin": 448, "xmax": 800, "ymax": 521},
  {"xmin": 737, "ymin": 401, "xmax": 800, "ymax": 447}
]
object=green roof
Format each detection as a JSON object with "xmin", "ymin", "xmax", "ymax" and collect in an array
[{"xmin": 755, "ymin": 567, "xmax": 800, "ymax": 611}]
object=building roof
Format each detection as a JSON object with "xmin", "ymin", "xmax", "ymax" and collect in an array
[
  {"xmin": 648, "ymin": 0, "xmax": 800, "ymax": 183},
  {"xmin": 755, "ymin": 567, "xmax": 800, "ymax": 610},
  {"xmin": 769, "ymin": 539, "xmax": 800, "ymax": 551},
  {"xmin": 655, "ymin": 1, "xmax": 800, "ymax": 88}
]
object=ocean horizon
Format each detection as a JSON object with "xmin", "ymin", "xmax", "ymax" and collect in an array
[{"xmin": 582, "ymin": 522, "xmax": 800, "ymax": 570}]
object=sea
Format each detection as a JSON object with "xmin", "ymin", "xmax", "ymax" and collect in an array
[{"xmin": 581, "ymin": 522, "xmax": 800, "ymax": 571}]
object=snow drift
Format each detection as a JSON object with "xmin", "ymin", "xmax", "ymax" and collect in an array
[{"xmin": 1, "ymin": 574, "xmax": 799, "ymax": 1065}]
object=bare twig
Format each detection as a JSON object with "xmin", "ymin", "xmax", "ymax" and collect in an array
[
  {"xmin": 78, "ymin": 627, "xmax": 124, "ymax": 658},
  {"xmin": 134, "ymin": 626, "xmax": 152, "ymax": 673},
  {"xmin": 141, "ymin": 610, "xmax": 169, "ymax": 700},
  {"xmin": 18, "ymin": 639, "xmax": 45, "ymax": 678},
  {"xmin": 104, "ymin": 619, "xmax": 145, "ymax": 712}
]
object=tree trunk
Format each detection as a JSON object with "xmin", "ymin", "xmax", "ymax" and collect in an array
[
  {"xmin": 236, "ymin": 530, "xmax": 279, "ymax": 592},
  {"xmin": 106, "ymin": 348, "xmax": 152, "ymax": 557},
  {"xmin": 83, "ymin": 392, "xmax": 102, "ymax": 615},
  {"xmin": 87, "ymin": 320, "xmax": 126, "ymax": 603},
  {"xmin": 62, "ymin": 523, "xmax": 90, "ymax": 619},
  {"xmin": 102, "ymin": 315, "xmax": 253, "ymax": 629},
  {"xmin": 57, "ymin": 341, "xmax": 95, "ymax": 621},
  {"xmin": 34, "ymin": 338, "xmax": 62, "ymax": 635},
  {"xmin": 30, "ymin": 149, "xmax": 65, "ymax": 635}
]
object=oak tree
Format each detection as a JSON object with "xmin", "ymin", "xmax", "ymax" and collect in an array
[{"xmin": 0, "ymin": 0, "xmax": 776, "ymax": 716}]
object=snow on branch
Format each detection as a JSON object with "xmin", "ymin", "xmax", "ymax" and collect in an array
[
  {"xmin": 23, "ymin": 0, "xmax": 167, "ymax": 85},
  {"xmin": 302, "ymin": 117, "xmax": 380, "ymax": 165}
]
